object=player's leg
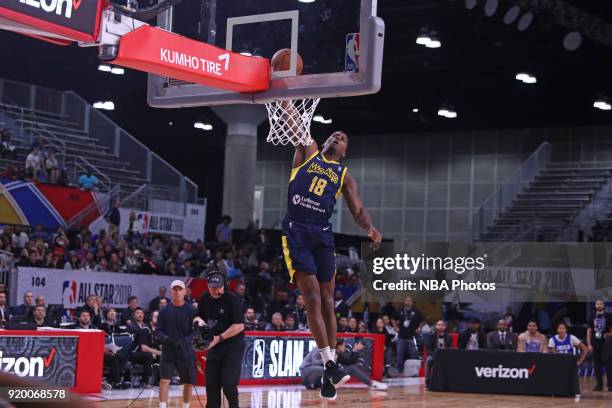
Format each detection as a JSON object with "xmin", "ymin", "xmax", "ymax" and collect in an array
[
  {"xmin": 182, "ymin": 384, "xmax": 192, "ymax": 405},
  {"xmin": 158, "ymin": 360, "xmax": 174, "ymax": 406},
  {"xmin": 293, "ymin": 270, "xmax": 329, "ymax": 349},
  {"xmin": 205, "ymin": 351, "xmax": 223, "ymax": 407}
]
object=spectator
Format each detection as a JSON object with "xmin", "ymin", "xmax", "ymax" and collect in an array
[
  {"xmin": 284, "ymin": 314, "xmax": 298, "ymax": 331},
  {"xmin": 394, "ymin": 296, "xmax": 424, "ymax": 374},
  {"xmin": 458, "ymin": 317, "xmax": 486, "ymax": 350},
  {"xmin": 120, "ymin": 296, "xmax": 139, "ymax": 325},
  {"xmin": 266, "ymin": 288, "xmax": 289, "ymax": 322},
  {"xmin": 127, "ymin": 307, "xmax": 156, "ymax": 388},
  {"xmin": 338, "ymin": 316, "xmax": 349, "ymax": 333},
  {"xmin": 0, "ymin": 127, "xmax": 16, "ymax": 159},
  {"xmin": 0, "ymin": 292, "xmax": 8, "ymax": 325},
  {"xmin": 11, "ymin": 291, "xmax": 34, "ymax": 317},
  {"xmin": 347, "ymin": 317, "xmax": 359, "ymax": 333},
  {"xmin": 177, "ymin": 242, "xmax": 192, "ymax": 264},
  {"xmin": 79, "ymin": 171, "xmax": 99, "ymax": 191},
  {"xmin": 184, "ymin": 287, "xmax": 194, "ymax": 304},
  {"xmin": 425, "ymin": 320, "xmax": 453, "ymax": 388},
  {"xmin": 549, "ymin": 322, "xmax": 587, "ymax": 364},
  {"xmin": 587, "ymin": 299, "xmax": 612, "ymax": 391},
  {"xmin": 64, "ymin": 251, "xmax": 80, "ymax": 270},
  {"xmin": 300, "ymin": 346, "xmax": 325, "ymax": 390},
  {"xmin": 373, "ymin": 318, "xmax": 394, "ymax": 369},
  {"xmin": 105, "ymin": 200, "xmax": 121, "ymax": 237},
  {"xmin": 244, "ymin": 308, "xmax": 260, "ymax": 330},
  {"xmin": 149, "ymin": 286, "xmax": 170, "ymax": 312},
  {"xmin": 30, "ymin": 224, "xmax": 47, "ymax": 241},
  {"xmin": 158, "ymin": 298, "xmax": 168, "ymax": 310},
  {"xmin": 71, "ymin": 309, "xmax": 95, "ymax": 329},
  {"xmin": 334, "ymin": 290, "xmax": 350, "ymax": 319},
  {"xmin": 81, "ymin": 295, "xmax": 103, "ymax": 327},
  {"xmin": 487, "ymin": 319, "xmax": 517, "ymax": 351},
  {"xmin": 1, "ymin": 164, "xmax": 20, "ymax": 180},
  {"xmin": 25, "ymin": 146, "xmax": 41, "ymax": 179},
  {"xmin": 517, "ymin": 320, "xmax": 548, "ymax": 353},
  {"xmin": 282, "ymin": 293, "xmax": 307, "ymax": 330},
  {"xmin": 100, "ymin": 308, "xmax": 123, "ymax": 335},
  {"xmin": 45, "ymin": 152, "xmax": 59, "ymax": 184},
  {"xmin": 150, "ymin": 238, "xmax": 165, "ymax": 268},
  {"xmin": 215, "ymin": 215, "xmax": 232, "ymax": 243},
  {"xmin": 265, "ymin": 312, "xmax": 285, "ymax": 331},
  {"xmin": 28, "ymin": 305, "xmax": 52, "ymax": 327},
  {"xmin": 34, "ymin": 295, "xmax": 46, "ymax": 307},
  {"xmin": 336, "ymin": 339, "xmax": 387, "ymax": 390},
  {"xmin": 358, "ymin": 321, "xmax": 368, "ymax": 333}
]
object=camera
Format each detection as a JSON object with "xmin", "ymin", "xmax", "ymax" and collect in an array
[{"xmin": 192, "ymin": 322, "xmax": 215, "ymax": 350}]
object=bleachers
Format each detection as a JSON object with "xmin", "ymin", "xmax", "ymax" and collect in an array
[
  {"xmin": 479, "ymin": 161, "xmax": 612, "ymax": 241},
  {"xmin": 0, "ymin": 102, "xmax": 149, "ymax": 197}
]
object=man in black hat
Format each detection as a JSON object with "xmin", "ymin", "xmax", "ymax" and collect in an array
[
  {"xmin": 194, "ymin": 272, "xmax": 245, "ymax": 408},
  {"xmin": 459, "ymin": 317, "xmax": 486, "ymax": 350}
]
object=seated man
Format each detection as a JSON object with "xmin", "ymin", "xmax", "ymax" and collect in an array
[
  {"xmin": 128, "ymin": 308, "xmax": 159, "ymax": 388},
  {"xmin": 244, "ymin": 308, "xmax": 261, "ymax": 330},
  {"xmin": 487, "ymin": 319, "xmax": 517, "ymax": 351},
  {"xmin": 425, "ymin": 320, "xmax": 453, "ymax": 388},
  {"xmin": 336, "ymin": 339, "xmax": 387, "ymax": 390},
  {"xmin": 458, "ymin": 317, "xmax": 486, "ymax": 350},
  {"xmin": 27, "ymin": 305, "xmax": 53, "ymax": 327},
  {"xmin": 517, "ymin": 320, "xmax": 548, "ymax": 353}
]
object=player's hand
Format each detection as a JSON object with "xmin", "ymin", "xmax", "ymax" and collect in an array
[
  {"xmin": 368, "ymin": 227, "xmax": 382, "ymax": 249},
  {"xmin": 587, "ymin": 345, "xmax": 593, "ymax": 354}
]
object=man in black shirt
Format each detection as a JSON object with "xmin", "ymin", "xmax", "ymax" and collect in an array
[
  {"xmin": 587, "ymin": 299, "xmax": 612, "ymax": 391},
  {"xmin": 425, "ymin": 320, "xmax": 453, "ymax": 388},
  {"xmin": 156, "ymin": 280, "xmax": 197, "ymax": 408},
  {"xmin": 128, "ymin": 308, "xmax": 157, "ymax": 388},
  {"xmin": 394, "ymin": 296, "xmax": 424, "ymax": 373},
  {"xmin": 194, "ymin": 272, "xmax": 245, "ymax": 408}
]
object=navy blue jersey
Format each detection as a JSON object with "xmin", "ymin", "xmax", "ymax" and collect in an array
[{"xmin": 286, "ymin": 151, "xmax": 348, "ymax": 225}]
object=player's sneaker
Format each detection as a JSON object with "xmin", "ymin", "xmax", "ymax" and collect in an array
[
  {"xmin": 370, "ymin": 380, "xmax": 388, "ymax": 390},
  {"xmin": 324, "ymin": 361, "xmax": 350, "ymax": 388},
  {"xmin": 320, "ymin": 376, "xmax": 337, "ymax": 400}
]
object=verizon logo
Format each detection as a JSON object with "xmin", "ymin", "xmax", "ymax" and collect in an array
[
  {"xmin": 0, "ymin": 348, "xmax": 56, "ymax": 377},
  {"xmin": 474, "ymin": 364, "xmax": 536, "ymax": 379},
  {"xmin": 18, "ymin": 0, "xmax": 75, "ymax": 19}
]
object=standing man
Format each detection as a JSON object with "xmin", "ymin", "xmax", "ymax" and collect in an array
[
  {"xmin": 156, "ymin": 280, "xmax": 197, "ymax": 408},
  {"xmin": 105, "ymin": 200, "xmax": 121, "ymax": 238},
  {"xmin": 394, "ymin": 297, "xmax": 425, "ymax": 373},
  {"xmin": 194, "ymin": 272, "xmax": 245, "ymax": 408},
  {"xmin": 215, "ymin": 215, "xmax": 233, "ymax": 244},
  {"xmin": 281, "ymin": 130, "xmax": 381, "ymax": 399},
  {"xmin": 587, "ymin": 299, "xmax": 612, "ymax": 391}
]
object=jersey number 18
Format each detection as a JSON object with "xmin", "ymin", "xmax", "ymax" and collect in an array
[{"xmin": 309, "ymin": 176, "xmax": 327, "ymax": 196}]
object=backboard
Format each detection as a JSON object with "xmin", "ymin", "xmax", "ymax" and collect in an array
[{"xmin": 147, "ymin": 0, "xmax": 384, "ymax": 107}]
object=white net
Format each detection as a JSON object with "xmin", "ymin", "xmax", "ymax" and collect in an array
[{"xmin": 265, "ymin": 98, "xmax": 321, "ymax": 146}]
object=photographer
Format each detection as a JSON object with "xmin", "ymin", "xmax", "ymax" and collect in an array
[
  {"xmin": 156, "ymin": 280, "xmax": 197, "ymax": 408},
  {"xmin": 194, "ymin": 272, "xmax": 245, "ymax": 408}
]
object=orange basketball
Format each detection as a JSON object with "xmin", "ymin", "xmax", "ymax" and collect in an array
[{"xmin": 271, "ymin": 48, "xmax": 303, "ymax": 75}]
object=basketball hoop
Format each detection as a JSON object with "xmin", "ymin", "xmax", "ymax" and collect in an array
[{"xmin": 265, "ymin": 98, "xmax": 321, "ymax": 146}]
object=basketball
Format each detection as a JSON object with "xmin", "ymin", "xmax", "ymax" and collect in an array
[{"xmin": 271, "ymin": 48, "xmax": 303, "ymax": 75}]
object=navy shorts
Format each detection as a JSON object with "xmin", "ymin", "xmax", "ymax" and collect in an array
[
  {"xmin": 282, "ymin": 218, "xmax": 336, "ymax": 283},
  {"xmin": 160, "ymin": 358, "xmax": 196, "ymax": 385}
]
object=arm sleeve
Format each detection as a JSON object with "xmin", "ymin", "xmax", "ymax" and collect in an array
[
  {"xmin": 155, "ymin": 309, "xmax": 168, "ymax": 343},
  {"xmin": 548, "ymin": 338, "xmax": 555, "ymax": 348},
  {"xmin": 570, "ymin": 335, "xmax": 581, "ymax": 347}
]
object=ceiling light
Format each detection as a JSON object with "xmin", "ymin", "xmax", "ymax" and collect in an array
[
  {"xmin": 517, "ymin": 12, "xmax": 533, "ymax": 32},
  {"xmin": 110, "ymin": 67, "xmax": 125, "ymax": 75},
  {"xmin": 563, "ymin": 32, "xmax": 582, "ymax": 51},
  {"xmin": 425, "ymin": 37, "xmax": 441, "ymax": 48},
  {"xmin": 484, "ymin": 0, "xmax": 498, "ymax": 17},
  {"xmin": 298, "ymin": 0, "xmax": 316, "ymax": 3},
  {"xmin": 194, "ymin": 121, "xmax": 213, "ymax": 130},
  {"xmin": 93, "ymin": 102, "xmax": 104, "ymax": 109},
  {"xmin": 503, "ymin": 6, "xmax": 520, "ymax": 24},
  {"xmin": 594, "ymin": 98, "xmax": 611, "ymax": 111},
  {"xmin": 93, "ymin": 101, "xmax": 115, "ymax": 110},
  {"xmin": 515, "ymin": 72, "xmax": 536, "ymax": 84},
  {"xmin": 98, "ymin": 64, "xmax": 111, "ymax": 72},
  {"xmin": 412, "ymin": 108, "xmax": 419, "ymax": 113},
  {"xmin": 465, "ymin": 0, "xmax": 478, "ymax": 10},
  {"xmin": 416, "ymin": 33, "xmax": 431, "ymax": 45},
  {"xmin": 438, "ymin": 107, "xmax": 458, "ymax": 119}
]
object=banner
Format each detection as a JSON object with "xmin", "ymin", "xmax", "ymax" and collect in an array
[
  {"xmin": 0, "ymin": 335, "xmax": 78, "ymax": 387},
  {"xmin": 12, "ymin": 268, "xmax": 179, "ymax": 309},
  {"xmin": 196, "ymin": 332, "xmax": 384, "ymax": 386},
  {"xmin": 184, "ymin": 203, "xmax": 206, "ymax": 241}
]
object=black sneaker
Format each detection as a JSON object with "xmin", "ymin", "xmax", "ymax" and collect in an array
[
  {"xmin": 324, "ymin": 361, "xmax": 350, "ymax": 388},
  {"xmin": 593, "ymin": 384, "xmax": 603, "ymax": 392},
  {"xmin": 320, "ymin": 376, "xmax": 337, "ymax": 400}
]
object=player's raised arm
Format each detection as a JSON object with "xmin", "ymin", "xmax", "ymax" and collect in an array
[{"xmin": 342, "ymin": 172, "xmax": 382, "ymax": 243}]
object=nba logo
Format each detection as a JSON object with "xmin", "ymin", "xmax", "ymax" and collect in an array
[
  {"xmin": 252, "ymin": 340, "xmax": 265, "ymax": 378},
  {"xmin": 345, "ymin": 33, "xmax": 360, "ymax": 72}
]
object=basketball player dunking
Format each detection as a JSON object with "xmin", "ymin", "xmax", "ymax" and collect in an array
[{"xmin": 282, "ymin": 131, "xmax": 382, "ymax": 399}]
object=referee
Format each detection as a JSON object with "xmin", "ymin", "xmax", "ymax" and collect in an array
[
  {"xmin": 156, "ymin": 280, "xmax": 197, "ymax": 408},
  {"xmin": 194, "ymin": 272, "xmax": 245, "ymax": 408}
]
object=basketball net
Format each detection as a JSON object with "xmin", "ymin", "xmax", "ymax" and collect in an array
[{"xmin": 265, "ymin": 98, "xmax": 321, "ymax": 146}]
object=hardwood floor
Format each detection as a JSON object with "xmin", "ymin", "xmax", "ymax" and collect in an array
[{"xmin": 95, "ymin": 377, "xmax": 611, "ymax": 407}]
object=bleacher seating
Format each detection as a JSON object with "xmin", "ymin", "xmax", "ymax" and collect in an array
[
  {"xmin": 0, "ymin": 102, "xmax": 148, "ymax": 196},
  {"xmin": 480, "ymin": 161, "xmax": 612, "ymax": 241}
]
